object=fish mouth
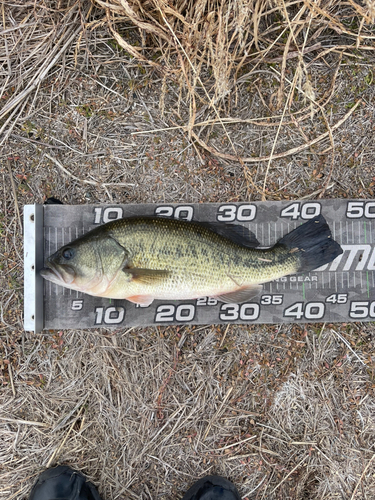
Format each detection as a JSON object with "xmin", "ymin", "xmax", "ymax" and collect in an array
[{"xmin": 40, "ymin": 262, "xmax": 75, "ymax": 285}]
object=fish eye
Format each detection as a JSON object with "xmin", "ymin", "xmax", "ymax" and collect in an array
[{"xmin": 62, "ymin": 247, "xmax": 75, "ymax": 260}]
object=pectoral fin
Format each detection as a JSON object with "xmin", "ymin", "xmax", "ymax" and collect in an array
[
  {"xmin": 123, "ymin": 267, "xmax": 170, "ymax": 284},
  {"xmin": 214, "ymin": 284, "xmax": 262, "ymax": 304}
]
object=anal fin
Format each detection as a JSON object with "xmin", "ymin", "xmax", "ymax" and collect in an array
[
  {"xmin": 126, "ymin": 295, "xmax": 154, "ymax": 306},
  {"xmin": 214, "ymin": 284, "xmax": 262, "ymax": 304}
]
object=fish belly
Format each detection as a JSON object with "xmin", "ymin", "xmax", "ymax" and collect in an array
[{"xmin": 101, "ymin": 224, "xmax": 300, "ymax": 301}]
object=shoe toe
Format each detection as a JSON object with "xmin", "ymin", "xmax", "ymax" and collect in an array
[
  {"xmin": 181, "ymin": 475, "xmax": 241, "ymax": 500},
  {"xmin": 29, "ymin": 466, "xmax": 101, "ymax": 500}
]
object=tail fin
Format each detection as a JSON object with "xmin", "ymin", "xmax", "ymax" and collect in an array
[{"xmin": 277, "ymin": 215, "xmax": 343, "ymax": 273}]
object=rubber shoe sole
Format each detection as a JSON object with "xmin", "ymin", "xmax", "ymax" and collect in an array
[
  {"xmin": 181, "ymin": 475, "xmax": 241, "ymax": 500},
  {"xmin": 28, "ymin": 465, "xmax": 102, "ymax": 500}
]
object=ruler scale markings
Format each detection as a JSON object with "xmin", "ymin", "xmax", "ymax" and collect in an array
[
  {"xmin": 80, "ymin": 225, "xmax": 85, "ymax": 298},
  {"xmin": 350, "ymin": 221, "xmax": 354, "ymax": 293},
  {"xmin": 69, "ymin": 227, "xmax": 72, "ymax": 296},
  {"xmin": 48, "ymin": 226, "xmax": 51, "ymax": 297},
  {"xmin": 268, "ymin": 222, "xmax": 271, "ymax": 246},
  {"xmin": 275, "ymin": 222, "xmax": 279, "ymax": 293},
  {"xmin": 62, "ymin": 228, "xmax": 65, "ymax": 296},
  {"xmin": 43, "ymin": 225, "xmax": 46, "ymax": 298},
  {"xmin": 290, "ymin": 222, "xmax": 293, "ymax": 290},
  {"xmin": 333, "ymin": 221, "xmax": 336, "ymax": 294},
  {"xmin": 55, "ymin": 227, "xmax": 58, "ymax": 296},
  {"xmin": 75, "ymin": 226, "xmax": 79, "ymax": 299},
  {"xmin": 339, "ymin": 221, "xmax": 342, "ymax": 245},
  {"xmin": 36, "ymin": 200, "xmax": 375, "ymax": 330}
]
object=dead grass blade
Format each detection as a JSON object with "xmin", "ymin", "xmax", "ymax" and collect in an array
[
  {"xmin": 350, "ymin": 453, "xmax": 375, "ymax": 500},
  {"xmin": 190, "ymin": 100, "xmax": 361, "ymax": 164},
  {"xmin": 6, "ymin": 159, "xmax": 22, "ymax": 235},
  {"xmin": 0, "ymin": 4, "xmax": 83, "ymax": 123},
  {"xmin": 45, "ymin": 153, "xmax": 135, "ymax": 188}
]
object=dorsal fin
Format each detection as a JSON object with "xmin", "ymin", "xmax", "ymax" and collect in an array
[
  {"xmin": 151, "ymin": 215, "xmax": 260, "ymax": 248},
  {"xmin": 197, "ymin": 221, "xmax": 260, "ymax": 248}
]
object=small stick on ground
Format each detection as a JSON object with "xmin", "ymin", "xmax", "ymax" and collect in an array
[
  {"xmin": 350, "ymin": 453, "xmax": 375, "ymax": 500},
  {"xmin": 6, "ymin": 160, "xmax": 22, "ymax": 235},
  {"xmin": 46, "ymin": 404, "xmax": 86, "ymax": 467},
  {"xmin": 7, "ymin": 362, "xmax": 16, "ymax": 397},
  {"xmin": 330, "ymin": 329, "xmax": 366, "ymax": 366},
  {"xmin": 45, "ymin": 153, "xmax": 135, "ymax": 188},
  {"xmin": 204, "ymin": 386, "xmax": 233, "ymax": 440},
  {"xmin": 156, "ymin": 347, "xmax": 179, "ymax": 421},
  {"xmin": 0, "ymin": 416, "xmax": 48, "ymax": 427},
  {"xmin": 269, "ymin": 454, "xmax": 309, "ymax": 494}
]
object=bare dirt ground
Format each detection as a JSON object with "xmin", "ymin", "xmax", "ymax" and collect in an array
[{"xmin": 1, "ymin": 1, "xmax": 375, "ymax": 499}]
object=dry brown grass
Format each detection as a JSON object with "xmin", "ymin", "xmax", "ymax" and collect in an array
[
  {"xmin": 91, "ymin": 0, "xmax": 375, "ymax": 197},
  {"xmin": 93, "ymin": 0, "xmax": 375, "ymax": 100},
  {"xmin": 1, "ymin": 0, "xmax": 375, "ymax": 499},
  {"xmin": 1, "ymin": 0, "xmax": 374, "ymax": 197},
  {"xmin": 1, "ymin": 325, "xmax": 375, "ymax": 499}
]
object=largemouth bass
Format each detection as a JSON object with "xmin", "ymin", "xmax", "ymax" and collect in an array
[{"xmin": 41, "ymin": 215, "xmax": 342, "ymax": 305}]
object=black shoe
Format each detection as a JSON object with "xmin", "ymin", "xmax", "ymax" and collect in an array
[
  {"xmin": 181, "ymin": 475, "xmax": 241, "ymax": 500},
  {"xmin": 29, "ymin": 465, "xmax": 102, "ymax": 500}
]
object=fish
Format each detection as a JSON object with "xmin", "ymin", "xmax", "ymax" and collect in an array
[{"xmin": 40, "ymin": 214, "xmax": 343, "ymax": 306}]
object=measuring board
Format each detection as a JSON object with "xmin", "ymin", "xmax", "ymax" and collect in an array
[{"xmin": 24, "ymin": 200, "xmax": 375, "ymax": 332}]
